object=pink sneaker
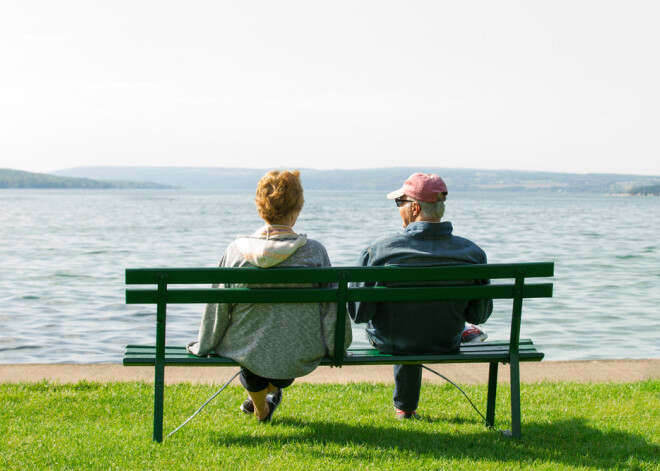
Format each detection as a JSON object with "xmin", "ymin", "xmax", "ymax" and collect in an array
[
  {"xmin": 462, "ymin": 323, "xmax": 488, "ymax": 343},
  {"xmin": 395, "ymin": 408, "xmax": 421, "ymax": 420}
]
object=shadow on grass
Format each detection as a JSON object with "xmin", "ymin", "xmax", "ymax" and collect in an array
[{"xmin": 208, "ymin": 417, "xmax": 659, "ymax": 469}]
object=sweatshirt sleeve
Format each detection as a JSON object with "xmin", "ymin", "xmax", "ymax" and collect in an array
[
  {"xmin": 186, "ymin": 290, "xmax": 231, "ymax": 356},
  {"xmin": 310, "ymin": 242, "xmax": 352, "ymax": 358},
  {"xmin": 187, "ymin": 252, "xmax": 232, "ymax": 356},
  {"xmin": 347, "ymin": 246, "xmax": 377, "ymax": 324},
  {"xmin": 321, "ymin": 303, "xmax": 353, "ymax": 358}
]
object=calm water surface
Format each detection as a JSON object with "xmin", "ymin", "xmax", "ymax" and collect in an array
[{"xmin": 1, "ymin": 190, "xmax": 658, "ymax": 363}]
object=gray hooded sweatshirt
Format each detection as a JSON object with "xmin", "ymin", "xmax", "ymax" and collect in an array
[{"xmin": 187, "ymin": 225, "xmax": 352, "ymax": 379}]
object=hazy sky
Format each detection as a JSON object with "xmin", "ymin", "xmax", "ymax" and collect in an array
[{"xmin": 2, "ymin": 1, "xmax": 659, "ymax": 176}]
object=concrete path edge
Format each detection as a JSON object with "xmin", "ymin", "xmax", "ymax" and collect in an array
[{"xmin": 1, "ymin": 359, "xmax": 658, "ymax": 385}]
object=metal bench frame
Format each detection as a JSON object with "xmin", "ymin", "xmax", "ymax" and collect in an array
[{"xmin": 125, "ymin": 262, "xmax": 554, "ymax": 442}]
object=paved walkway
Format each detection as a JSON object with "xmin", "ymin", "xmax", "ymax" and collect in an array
[{"xmin": 1, "ymin": 359, "xmax": 657, "ymax": 385}]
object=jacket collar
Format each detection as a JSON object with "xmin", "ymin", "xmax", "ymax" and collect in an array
[{"xmin": 403, "ymin": 221, "xmax": 453, "ymax": 239}]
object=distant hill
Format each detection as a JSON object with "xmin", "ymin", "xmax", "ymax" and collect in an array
[
  {"xmin": 0, "ymin": 168, "xmax": 176, "ymax": 189},
  {"xmin": 629, "ymin": 183, "xmax": 660, "ymax": 195},
  {"xmin": 52, "ymin": 166, "xmax": 660, "ymax": 194}
]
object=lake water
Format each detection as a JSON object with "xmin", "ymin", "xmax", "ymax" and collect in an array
[{"xmin": 1, "ymin": 190, "xmax": 658, "ymax": 363}]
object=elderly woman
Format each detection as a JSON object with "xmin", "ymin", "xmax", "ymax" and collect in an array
[{"xmin": 187, "ymin": 170, "xmax": 351, "ymax": 422}]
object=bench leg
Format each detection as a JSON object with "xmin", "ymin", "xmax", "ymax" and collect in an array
[
  {"xmin": 486, "ymin": 362, "xmax": 498, "ymax": 428},
  {"xmin": 153, "ymin": 359, "xmax": 165, "ymax": 443},
  {"xmin": 510, "ymin": 357, "xmax": 521, "ymax": 439}
]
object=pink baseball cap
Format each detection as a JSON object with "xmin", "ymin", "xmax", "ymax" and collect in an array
[{"xmin": 386, "ymin": 172, "xmax": 448, "ymax": 202}]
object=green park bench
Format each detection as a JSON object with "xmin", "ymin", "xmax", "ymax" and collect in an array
[{"xmin": 124, "ymin": 262, "xmax": 554, "ymax": 442}]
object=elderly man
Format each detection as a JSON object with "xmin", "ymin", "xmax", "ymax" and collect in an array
[{"xmin": 349, "ymin": 172, "xmax": 493, "ymax": 420}]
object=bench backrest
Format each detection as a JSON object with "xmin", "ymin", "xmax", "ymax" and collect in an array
[{"xmin": 126, "ymin": 262, "xmax": 554, "ymax": 366}]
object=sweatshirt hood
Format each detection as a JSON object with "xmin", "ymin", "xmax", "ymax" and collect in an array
[{"xmin": 234, "ymin": 225, "xmax": 307, "ymax": 268}]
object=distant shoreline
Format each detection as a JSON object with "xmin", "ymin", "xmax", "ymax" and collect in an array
[
  {"xmin": 0, "ymin": 168, "xmax": 176, "ymax": 190},
  {"xmin": 3, "ymin": 188, "xmax": 658, "ymax": 196},
  {"xmin": 4, "ymin": 166, "xmax": 659, "ymax": 194}
]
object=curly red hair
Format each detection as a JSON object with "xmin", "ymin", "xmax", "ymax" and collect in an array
[{"xmin": 255, "ymin": 170, "xmax": 305, "ymax": 224}]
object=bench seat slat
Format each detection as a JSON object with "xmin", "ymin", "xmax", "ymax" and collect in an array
[{"xmin": 123, "ymin": 340, "xmax": 544, "ymax": 367}]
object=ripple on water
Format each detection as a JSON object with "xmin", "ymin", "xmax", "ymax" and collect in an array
[
  {"xmin": 14, "ymin": 295, "xmax": 41, "ymax": 301},
  {"xmin": 0, "ymin": 345, "xmax": 42, "ymax": 352}
]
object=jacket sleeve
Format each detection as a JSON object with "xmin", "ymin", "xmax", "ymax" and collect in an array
[
  {"xmin": 464, "ymin": 250, "xmax": 494, "ymax": 325},
  {"xmin": 464, "ymin": 296, "xmax": 493, "ymax": 325},
  {"xmin": 347, "ymin": 246, "xmax": 377, "ymax": 324}
]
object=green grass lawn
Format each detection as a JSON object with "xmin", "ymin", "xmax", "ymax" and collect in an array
[{"xmin": 1, "ymin": 380, "xmax": 658, "ymax": 470}]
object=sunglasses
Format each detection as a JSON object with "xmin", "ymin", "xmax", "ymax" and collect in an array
[{"xmin": 395, "ymin": 198, "xmax": 413, "ymax": 207}]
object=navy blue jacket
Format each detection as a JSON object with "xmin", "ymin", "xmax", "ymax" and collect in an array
[{"xmin": 348, "ymin": 221, "xmax": 493, "ymax": 354}]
